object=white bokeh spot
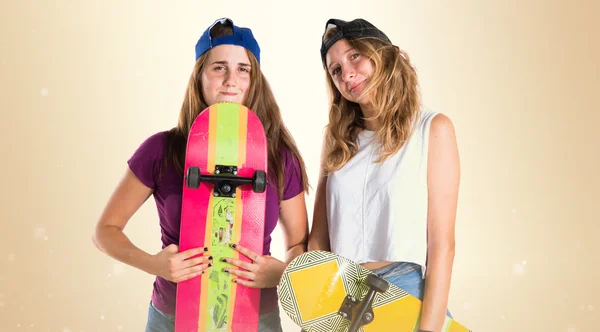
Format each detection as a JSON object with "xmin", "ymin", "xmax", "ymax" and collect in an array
[
  {"xmin": 34, "ymin": 228, "xmax": 46, "ymax": 238},
  {"xmin": 40, "ymin": 88, "xmax": 49, "ymax": 96},
  {"xmin": 567, "ymin": 325, "xmax": 577, "ymax": 332},
  {"xmin": 512, "ymin": 263, "xmax": 525, "ymax": 276},
  {"xmin": 588, "ymin": 304, "xmax": 594, "ymax": 311},
  {"xmin": 33, "ymin": 227, "xmax": 46, "ymax": 239},
  {"xmin": 8, "ymin": 253, "xmax": 15, "ymax": 261}
]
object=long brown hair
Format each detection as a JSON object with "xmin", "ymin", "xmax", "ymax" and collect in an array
[
  {"xmin": 161, "ymin": 24, "xmax": 309, "ymax": 199},
  {"xmin": 321, "ymin": 28, "xmax": 422, "ymax": 174}
]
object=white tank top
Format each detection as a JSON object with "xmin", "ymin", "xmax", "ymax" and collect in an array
[{"xmin": 325, "ymin": 108, "xmax": 439, "ymax": 277}]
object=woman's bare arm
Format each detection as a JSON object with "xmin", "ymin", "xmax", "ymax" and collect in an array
[{"xmin": 418, "ymin": 114, "xmax": 460, "ymax": 331}]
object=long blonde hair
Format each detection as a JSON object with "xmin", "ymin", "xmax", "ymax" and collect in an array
[
  {"xmin": 162, "ymin": 24, "xmax": 309, "ymax": 199},
  {"xmin": 322, "ymin": 28, "xmax": 422, "ymax": 174}
]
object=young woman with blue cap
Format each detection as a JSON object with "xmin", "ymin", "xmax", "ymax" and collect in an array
[
  {"xmin": 309, "ymin": 18, "xmax": 461, "ymax": 332},
  {"xmin": 92, "ymin": 17, "xmax": 309, "ymax": 332}
]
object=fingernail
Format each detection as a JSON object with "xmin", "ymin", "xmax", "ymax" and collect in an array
[
  {"xmin": 208, "ymin": 256, "xmax": 213, "ymax": 260},
  {"xmin": 224, "ymin": 268, "xmax": 229, "ymax": 273},
  {"xmin": 204, "ymin": 247, "xmax": 208, "ymax": 251},
  {"xmin": 230, "ymin": 243, "xmax": 237, "ymax": 248},
  {"xmin": 233, "ymin": 279, "xmax": 237, "ymax": 283},
  {"xmin": 208, "ymin": 263, "xmax": 212, "ymax": 267},
  {"xmin": 221, "ymin": 258, "xmax": 227, "ymax": 262}
]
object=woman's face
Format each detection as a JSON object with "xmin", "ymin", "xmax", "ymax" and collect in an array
[
  {"xmin": 201, "ymin": 44, "xmax": 252, "ymax": 106},
  {"xmin": 325, "ymin": 39, "xmax": 374, "ymax": 106}
]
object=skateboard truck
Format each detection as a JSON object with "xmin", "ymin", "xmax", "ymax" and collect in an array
[
  {"xmin": 338, "ymin": 274, "xmax": 389, "ymax": 332},
  {"xmin": 185, "ymin": 165, "xmax": 267, "ymax": 197}
]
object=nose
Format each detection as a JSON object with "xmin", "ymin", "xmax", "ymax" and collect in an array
[
  {"xmin": 223, "ymin": 70, "xmax": 237, "ymax": 87},
  {"xmin": 342, "ymin": 66, "xmax": 355, "ymax": 83}
]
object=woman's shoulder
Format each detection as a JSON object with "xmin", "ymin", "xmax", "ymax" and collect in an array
[
  {"xmin": 277, "ymin": 143, "xmax": 308, "ymax": 196},
  {"xmin": 126, "ymin": 130, "xmax": 172, "ymax": 189},
  {"xmin": 130, "ymin": 130, "xmax": 171, "ymax": 160},
  {"xmin": 141, "ymin": 130, "xmax": 170, "ymax": 146},
  {"xmin": 417, "ymin": 106, "xmax": 454, "ymax": 132},
  {"xmin": 277, "ymin": 144, "xmax": 299, "ymax": 171},
  {"xmin": 414, "ymin": 107, "xmax": 457, "ymax": 152}
]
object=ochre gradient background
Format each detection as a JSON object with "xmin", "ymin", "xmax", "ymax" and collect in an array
[{"xmin": 1, "ymin": 1, "xmax": 598, "ymax": 331}]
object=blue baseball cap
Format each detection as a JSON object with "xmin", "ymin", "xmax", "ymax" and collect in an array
[{"xmin": 195, "ymin": 18, "xmax": 261, "ymax": 63}]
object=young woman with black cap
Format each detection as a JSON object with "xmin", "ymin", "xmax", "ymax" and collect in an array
[
  {"xmin": 92, "ymin": 18, "xmax": 310, "ymax": 332},
  {"xmin": 308, "ymin": 18, "xmax": 461, "ymax": 332}
]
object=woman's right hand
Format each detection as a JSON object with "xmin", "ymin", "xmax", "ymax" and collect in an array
[{"xmin": 152, "ymin": 244, "xmax": 212, "ymax": 283}]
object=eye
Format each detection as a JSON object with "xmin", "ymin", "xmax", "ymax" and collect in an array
[
  {"xmin": 214, "ymin": 65, "xmax": 225, "ymax": 71},
  {"xmin": 331, "ymin": 67, "xmax": 341, "ymax": 76},
  {"xmin": 350, "ymin": 53, "xmax": 360, "ymax": 60}
]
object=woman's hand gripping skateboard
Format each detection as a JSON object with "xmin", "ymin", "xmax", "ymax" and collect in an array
[{"xmin": 221, "ymin": 243, "xmax": 286, "ymax": 288}]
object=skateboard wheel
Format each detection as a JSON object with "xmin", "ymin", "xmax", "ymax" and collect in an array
[
  {"xmin": 365, "ymin": 274, "xmax": 389, "ymax": 293},
  {"xmin": 186, "ymin": 166, "xmax": 201, "ymax": 189},
  {"xmin": 252, "ymin": 170, "xmax": 267, "ymax": 193}
]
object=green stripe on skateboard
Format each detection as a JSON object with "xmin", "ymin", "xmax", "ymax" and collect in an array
[{"xmin": 206, "ymin": 104, "xmax": 240, "ymax": 331}]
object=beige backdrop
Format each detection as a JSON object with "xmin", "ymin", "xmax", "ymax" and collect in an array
[{"xmin": 1, "ymin": 0, "xmax": 598, "ymax": 331}]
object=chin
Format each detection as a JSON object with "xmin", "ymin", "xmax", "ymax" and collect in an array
[
  {"xmin": 343, "ymin": 94, "xmax": 360, "ymax": 104},
  {"xmin": 217, "ymin": 97, "xmax": 243, "ymax": 104}
]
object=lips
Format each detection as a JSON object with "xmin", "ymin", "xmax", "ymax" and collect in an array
[
  {"xmin": 350, "ymin": 80, "xmax": 365, "ymax": 93},
  {"xmin": 220, "ymin": 92, "xmax": 237, "ymax": 96}
]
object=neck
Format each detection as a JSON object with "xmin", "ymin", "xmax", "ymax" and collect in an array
[
  {"xmin": 360, "ymin": 104, "xmax": 379, "ymax": 131},
  {"xmin": 363, "ymin": 119, "xmax": 378, "ymax": 131}
]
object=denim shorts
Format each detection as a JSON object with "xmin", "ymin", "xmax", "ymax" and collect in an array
[
  {"xmin": 371, "ymin": 261, "xmax": 452, "ymax": 318},
  {"xmin": 145, "ymin": 300, "xmax": 283, "ymax": 332}
]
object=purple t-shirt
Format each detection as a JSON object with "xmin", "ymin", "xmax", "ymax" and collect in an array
[{"xmin": 127, "ymin": 131, "xmax": 304, "ymax": 316}]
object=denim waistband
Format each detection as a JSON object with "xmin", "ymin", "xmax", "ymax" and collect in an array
[{"xmin": 370, "ymin": 261, "xmax": 422, "ymax": 279}]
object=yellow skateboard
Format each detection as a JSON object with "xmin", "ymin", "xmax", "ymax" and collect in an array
[{"xmin": 278, "ymin": 250, "xmax": 472, "ymax": 332}]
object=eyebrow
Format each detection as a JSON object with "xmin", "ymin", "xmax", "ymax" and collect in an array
[
  {"xmin": 327, "ymin": 47, "xmax": 355, "ymax": 71},
  {"xmin": 211, "ymin": 60, "xmax": 251, "ymax": 67}
]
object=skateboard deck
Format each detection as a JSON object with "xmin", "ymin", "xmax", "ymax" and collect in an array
[
  {"xmin": 175, "ymin": 102, "xmax": 268, "ymax": 332},
  {"xmin": 279, "ymin": 250, "xmax": 472, "ymax": 332}
]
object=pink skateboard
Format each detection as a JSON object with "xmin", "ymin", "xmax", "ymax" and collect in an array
[{"xmin": 175, "ymin": 102, "xmax": 268, "ymax": 332}]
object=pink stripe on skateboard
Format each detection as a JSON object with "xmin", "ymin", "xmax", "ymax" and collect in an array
[
  {"xmin": 230, "ymin": 110, "xmax": 267, "ymax": 331},
  {"xmin": 175, "ymin": 109, "xmax": 211, "ymax": 332}
]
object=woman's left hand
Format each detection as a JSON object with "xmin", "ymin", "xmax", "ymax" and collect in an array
[{"xmin": 222, "ymin": 243, "xmax": 286, "ymax": 289}]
